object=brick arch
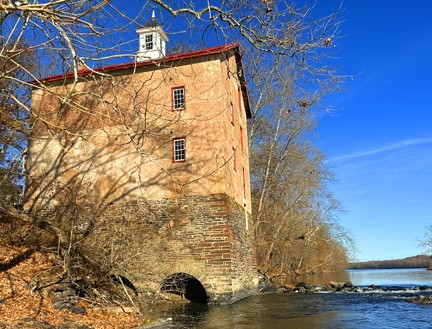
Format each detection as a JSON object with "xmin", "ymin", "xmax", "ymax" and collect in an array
[
  {"xmin": 161, "ymin": 272, "xmax": 210, "ymax": 304},
  {"xmin": 158, "ymin": 262, "xmax": 216, "ymax": 301}
]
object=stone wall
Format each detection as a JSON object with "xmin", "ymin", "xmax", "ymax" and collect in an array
[
  {"xmin": 28, "ymin": 51, "xmax": 252, "ymax": 213},
  {"xmin": 88, "ymin": 193, "xmax": 257, "ymax": 304}
]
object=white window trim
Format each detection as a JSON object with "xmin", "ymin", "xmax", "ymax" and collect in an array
[
  {"xmin": 145, "ymin": 34, "xmax": 153, "ymax": 50},
  {"xmin": 172, "ymin": 87, "xmax": 185, "ymax": 111},
  {"xmin": 173, "ymin": 138, "xmax": 186, "ymax": 162}
]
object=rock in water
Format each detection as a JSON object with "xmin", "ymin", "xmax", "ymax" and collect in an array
[
  {"xmin": 296, "ymin": 282, "xmax": 311, "ymax": 290},
  {"xmin": 343, "ymin": 281, "xmax": 354, "ymax": 288},
  {"xmin": 408, "ymin": 295, "xmax": 432, "ymax": 305}
]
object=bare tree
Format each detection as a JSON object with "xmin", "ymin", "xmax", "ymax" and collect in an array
[
  {"xmin": 0, "ymin": 0, "xmax": 347, "ymax": 302},
  {"xmin": 0, "ymin": 0, "xmax": 344, "ymax": 189},
  {"xmin": 420, "ymin": 226, "xmax": 432, "ymax": 255},
  {"xmin": 243, "ymin": 43, "xmax": 352, "ymax": 277}
]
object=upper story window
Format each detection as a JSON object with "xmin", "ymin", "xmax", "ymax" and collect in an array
[
  {"xmin": 145, "ymin": 34, "xmax": 153, "ymax": 50},
  {"xmin": 238, "ymin": 86, "xmax": 243, "ymax": 118},
  {"xmin": 173, "ymin": 137, "xmax": 186, "ymax": 162},
  {"xmin": 233, "ymin": 146, "xmax": 237, "ymax": 172},
  {"xmin": 230, "ymin": 102, "xmax": 234, "ymax": 126},
  {"xmin": 242, "ymin": 167, "xmax": 246, "ymax": 197},
  {"xmin": 172, "ymin": 87, "xmax": 185, "ymax": 111},
  {"xmin": 240, "ymin": 126, "xmax": 244, "ymax": 154}
]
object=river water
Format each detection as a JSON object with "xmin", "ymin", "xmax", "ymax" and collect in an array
[{"xmin": 149, "ymin": 268, "xmax": 432, "ymax": 329}]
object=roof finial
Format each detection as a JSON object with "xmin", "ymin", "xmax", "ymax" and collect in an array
[{"xmin": 152, "ymin": 9, "xmax": 155, "ymax": 18}]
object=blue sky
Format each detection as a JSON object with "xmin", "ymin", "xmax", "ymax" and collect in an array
[
  {"xmin": 315, "ymin": 0, "xmax": 432, "ymax": 261},
  {"xmin": 117, "ymin": 0, "xmax": 431, "ymax": 261},
  {"xmin": 102, "ymin": 1, "xmax": 431, "ymax": 262}
]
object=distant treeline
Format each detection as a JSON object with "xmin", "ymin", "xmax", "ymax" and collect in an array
[{"xmin": 349, "ymin": 255, "xmax": 431, "ymax": 270}]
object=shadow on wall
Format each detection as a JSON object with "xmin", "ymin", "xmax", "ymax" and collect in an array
[{"xmin": 161, "ymin": 272, "xmax": 208, "ymax": 304}]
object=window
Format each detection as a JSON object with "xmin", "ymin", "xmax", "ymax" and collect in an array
[
  {"xmin": 233, "ymin": 147, "xmax": 237, "ymax": 172},
  {"xmin": 230, "ymin": 102, "xmax": 234, "ymax": 126},
  {"xmin": 173, "ymin": 138, "xmax": 186, "ymax": 162},
  {"xmin": 240, "ymin": 126, "xmax": 244, "ymax": 154},
  {"xmin": 242, "ymin": 167, "xmax": 246, "ymax": 197},
  {"xmin": 238, "ymin": 87, "xmax": 242, "ymax": 113},
  {"xmin": 145, "ymin": 34, "xmax": 153, "ymax": 50},
  {"xmin": 172, "ymin": 87, "xmax": 185, "ymax": 111}
]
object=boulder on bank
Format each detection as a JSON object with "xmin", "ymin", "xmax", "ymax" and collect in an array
[
  {"xmin": 278, "ymin": 286, "xmax": 293, "ymax": 293},
  {"xmin": 330, "ymin": 281, "xmax": 343, "ymax": 289},
  {"xmin": 256, "ymin": 275, "xmax": 432, "ymax": 296},
  {"xmin": 257, "ymin": 275, "xmax": 278, "ymax": 293},
  {"xmin": 260, "ymin": 283, "xmax": 278, "ymax": 293},
  {"xmin": 283, "ymin": 281, "xmax": 376, "ymax": 293},
  {"xmin": 295, "ymin": 282, "xmax": 307, "ymax": 288},
  {"xmin": 343, "ymin": 281, "xmax": 354, "ymax": 289}
]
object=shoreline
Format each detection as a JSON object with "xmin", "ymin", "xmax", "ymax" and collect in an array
[
  {"xmin": 3, "ymin": 254, "xmax": 431, "ymax": 329},
  {"xmin": 133, "ymin": 280, "xmax": 432, "ymax": 328}
]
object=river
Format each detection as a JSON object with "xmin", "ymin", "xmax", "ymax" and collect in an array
[{"xmin": 148, "ymin": 268, "xmax": 432, "ymax": 329}]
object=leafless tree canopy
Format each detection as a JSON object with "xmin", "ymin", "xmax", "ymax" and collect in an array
[
  {"xmin": 0, "ymin": 0, "xmax": 351, "ymax": 302},
  {"xmin": 420, "ymin": 226, "xmax": 432, "ymax": 256}
]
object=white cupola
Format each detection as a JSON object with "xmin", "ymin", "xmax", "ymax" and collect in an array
[{"xmin": 136, "ymin": 11, "xmax": 169, "ymax": 62}]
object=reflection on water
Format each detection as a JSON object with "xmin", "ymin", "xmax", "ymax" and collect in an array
[
  {"xmin": 152, "ymin": 292, "xmax": 432, "ymax": 329},
  {"xmin": 347, "ymin": 268, "xmax": 432, "ymax": 286},
  {"xmin": 153, "ymin": 294, "xmax": 341, "ymax": 329},
  {"xmin": 149, "ymin": 269, "xmax": 432, "ymax": 329},
  {"xmin": 286, "ymin": 271, "xmax": 350, "ymax": 286},
  {"xmin": 287, "ymin": 268, "xmax": 432, "ymax": 287}
]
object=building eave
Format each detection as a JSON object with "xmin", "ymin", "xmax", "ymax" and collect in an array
[{"xmin": 31, "ymin": 42, "xmax": 252, "ymax": 119}]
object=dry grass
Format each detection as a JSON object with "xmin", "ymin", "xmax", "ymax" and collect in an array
[{"xmin": 0, "ymin": 244, "xmax": 150, "ymax": 329}]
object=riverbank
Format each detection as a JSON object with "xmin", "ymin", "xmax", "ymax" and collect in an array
[
  {"xmin": 127, "ymin": 287, "xmax": 432, "ymax": 329},
  {"xmin": 258, "ymin": 268, "xmax": 432, "ymax": 304},
  {"xmin": 0, "ymin": 245, "xmax": 150, "ymax": 328},
  {"xmin": 3, "ymin": 253, "xmax": 431, "ymax": 329},
  {"xmin": 348, "ymin": 255, "xmax": 430, "ymax": 270}
]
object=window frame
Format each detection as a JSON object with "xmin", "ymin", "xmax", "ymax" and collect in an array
[
  {"xmin": 238, "ymin": 86, "xmax": 242, "ymax": 114},
  {"xmin": 242, "ymin": 167, "xmax": 246, "ymax": 197},
  {"xmin": 145, "ymin": 33, "xmax": 154, "ymax": 50},
  {"xmin": 230, "ymin": 101, "xmax": 235, "ymax": 126},
  {"xmin": 172, "ymin": 86, "xmax": 186, "ymax": 111},
  {"xmin": 172, "ymin": 137, "xmax": 186, "ymax": 163},
  {"xmin": 240, "ymin": 126, "xmax": 244, "ymax": 154},
  {"xmin": 233, "ymin": 146, "xmax": 237, "ymax": 172}
]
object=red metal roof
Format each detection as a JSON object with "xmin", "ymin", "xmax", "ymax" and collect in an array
[
  {"xmin": 32, "ymin": 42, "xmax": 251, "ymax": 118},
  {"xmin": 36, "ymin": 42, "xmax": 241, "ymax": 84}
]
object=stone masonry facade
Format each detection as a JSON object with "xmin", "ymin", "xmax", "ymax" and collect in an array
[
  {"xmin": 93, "ymin": 193, "xmax": 257, "ymax": 304},
  {"xmin": 28, "ymin": 43, "xmax": 258, "ymax": 304}
]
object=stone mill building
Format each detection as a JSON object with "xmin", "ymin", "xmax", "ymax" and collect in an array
[{"xmin": 26, "ymin": 13, "xmax": 258, "ymax": 304}]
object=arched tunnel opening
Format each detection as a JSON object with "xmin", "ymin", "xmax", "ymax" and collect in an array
[
  {"xmin": 161, "ymin": 272, "xmax": 209, "ymax": 304},
  {"xmin": 109, "ymin": 275, "xmax": 138, "ymax": 295}
]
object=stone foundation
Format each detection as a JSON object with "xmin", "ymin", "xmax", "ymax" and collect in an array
[{"xmin": 87, "ymin": 193, "xmax": 257, "ymax": 304}]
